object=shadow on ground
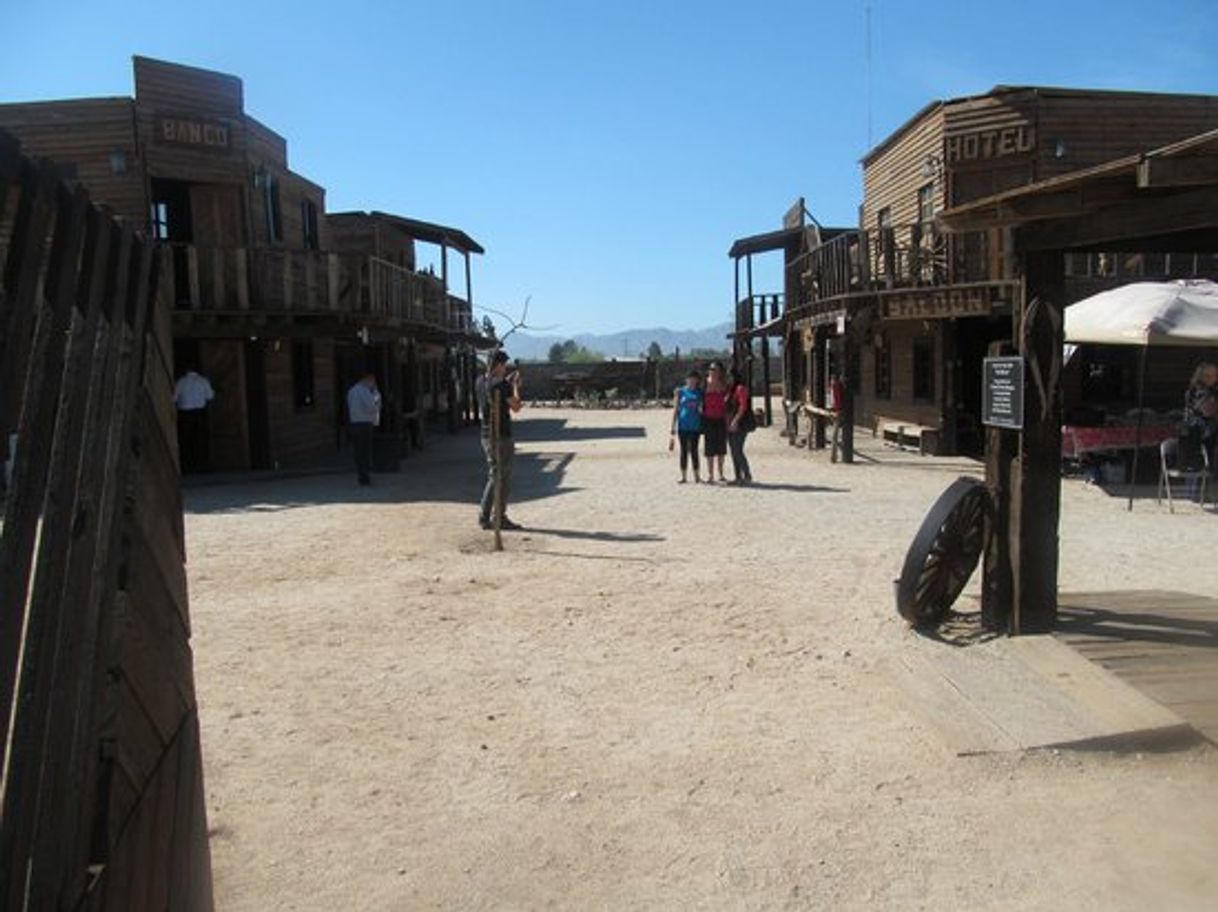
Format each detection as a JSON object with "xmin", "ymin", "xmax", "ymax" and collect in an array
[
  {"xmin": 743, "ymin": 481, "xmax": 850, "ymax": 494},
  {"xmin": 185, "ymin": 431, "xmax": 579, "ymax": 515},
  {"xmin": 1057, "ymin": 600, "xmax": 1218, "ymax": 649},
  {"xmin": 520, "ymin": 526, "xmax": 664, "ymax": 543},
  {"xmin": 513, "ymin": 417, "xmax": 647, "ymax": 443}
]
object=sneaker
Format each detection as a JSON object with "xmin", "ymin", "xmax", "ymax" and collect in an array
[
  {"xmin": 478, "ymin": 517, "xmax": 492, "ymax": 530},
  {"xmin": 500, "ymin": 517, "xmax": 523, "ymax": 531}
]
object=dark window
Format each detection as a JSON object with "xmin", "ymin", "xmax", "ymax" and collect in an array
[
  {"xmin": 913, "ymin": 336, "xmax": 935, "ymax": 401},
  {"xmin": 264, "ymin": 173, "xmax": 283, "ymax": 243},
  {"xmin": 876, "ymin": 207, "xmax": 893, "ymax": 277},
  {"xmin": 301, "ymin": 199, "xmax": 319, "ymax": 250},
  {"xmin": 292, "ymin": 341, "xmax": 315, "ymax": 410},
  {"xmin": 917, "ymin": 183, "xmax": 935, "ymax": 223},
  {"xmin": 874, "ymin": 331, "xmax": 891, "ymax": 399}
]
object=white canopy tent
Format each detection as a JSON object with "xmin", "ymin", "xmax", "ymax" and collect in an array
[{"xmin": 1064, "ymin": 279, "xmax": 1218, "ymax": 508}]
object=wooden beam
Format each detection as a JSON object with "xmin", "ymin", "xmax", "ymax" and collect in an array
[
  {"xmin": 1136, "ymin": 155, "xmax": 1218, "ymax": 189},
  {"xmin": 1017, "ymin": 185, "xmax": 1218, "ymax": 251},
  {"xmin": 982, "ymin": 340, "xmax": 1016, "ymax": 632},
  {"xmin": 1010, "ymin": 251, "xmax": 1064, "ymax": 635}
]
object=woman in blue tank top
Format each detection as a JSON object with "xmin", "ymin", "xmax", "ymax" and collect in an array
[{"xmin": 670, "ymin": 370, "xmax": 704, "ymax": 483}]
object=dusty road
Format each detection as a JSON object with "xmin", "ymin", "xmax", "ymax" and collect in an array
[{"xmin": 185, "ymin": 408, "xmax": 1218, "ymax": 910}]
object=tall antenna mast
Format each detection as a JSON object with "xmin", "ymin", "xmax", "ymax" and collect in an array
[{"xmin": 865, "ymin": 1, "xmax": 874, "ymax": 151}]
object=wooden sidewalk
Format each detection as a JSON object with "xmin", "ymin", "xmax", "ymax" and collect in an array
[{"xmin": 1055, "ymin": 590, "xmax": 1218, "ymax": 745}]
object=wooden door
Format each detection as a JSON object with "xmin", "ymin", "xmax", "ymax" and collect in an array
[{"xmin": 198, "ymin": 340, "xmax": 249, "ymax": 470}]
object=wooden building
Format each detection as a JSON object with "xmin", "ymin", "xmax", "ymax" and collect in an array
[
  {"xmin": 0, "ymin": 56, "xmax": 491, "ymax": 473},
  {"xmin": 775, "ymin": 86, "xmax": 1218, "ymax": 456}
]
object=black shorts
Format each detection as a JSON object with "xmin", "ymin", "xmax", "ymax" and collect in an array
[{"xmin": 703, "ymin": 417, "xmax": 727, "ymax": 456}]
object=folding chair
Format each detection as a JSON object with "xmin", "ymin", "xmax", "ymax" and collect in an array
[{"xmin": 1157, "ymin": 436, "xmax": 1210, "ymax": 512}]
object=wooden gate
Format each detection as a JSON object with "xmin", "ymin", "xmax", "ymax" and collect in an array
[{"xmin": 0, "ymin": 130, "xmax": 212, "ymax": 908}]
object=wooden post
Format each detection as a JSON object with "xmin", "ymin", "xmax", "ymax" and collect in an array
[
  {"xmin": 982, "ymin": 340, "xmax": 1016, "ymax": 632},
  {"xmin": 940, "ymin": 320, "xmax": 957, "ymax": 454},
  {"xmin": 746, "ymin": 256, "xmax": 755, "ymax": 394},
  {"xmin": 760, "ymin": 316, "xmax": 772, "ymax": 428},
  {"xmin": 464, "ymin": 251, "xmax": 473, "ymax": 310},
  {"xmin": 490, "ymin": 387, "xmax": 503, "ymax": 552},
  {"xmin": 840, "ymin": 325, "xmax": 855, "ymax": 464},
  {"xmin": 445, "ymin": 347, "xmax": 458, "ymax": 433},
  {"xmin": 1010, "ymin": 248, "xmax": 1065, "ymax": 634},
  {"xmin": 811, "ymin": 326, "xmax": 827, "ymax": 450}
]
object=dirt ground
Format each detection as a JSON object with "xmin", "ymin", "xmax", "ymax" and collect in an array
[{"xmin": 185, "ymin": 407, "xmax": 1218, "ymax": 911}]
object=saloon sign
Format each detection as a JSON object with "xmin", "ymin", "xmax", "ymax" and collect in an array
[
  {"xmin": 944, "ymin": 124, "xmax": 1035, "ymax": 164},
  {"xmin": 884, "ymin": 289, "xmax": 995, "ymax": 320},
  {"xmin": 155, "ymin": 115, "xmax": 232, "ymax": 152}
]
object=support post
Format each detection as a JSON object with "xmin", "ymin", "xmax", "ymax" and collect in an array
[
  {"xmin": 746, "ymin": 255, "xmax": 755, "ymax": 394},
  {"xmin": 761, "ymin": 322, "xmax": 772, "ymax": 427},
  {"xmin": 840, "ymin": 326, "xmax": 855, "ymax": 464},
  {"xmin": 1011, "ymin": 248, "xmax": 1064, "ymax": 634},
  {"xmin": 491, "ymin": 387, "xmax": 503, "ymax": 551},
  {"xmin": 464, "ymin": 251, "xmax": 473, "ymax": 310},
  {"xmin": 982, "ymin": 340, "xmax": 1016, "ymax": 632},
  {"xmin": 811, "ymin": 326, "xmax": 827, "ymax": 450}
]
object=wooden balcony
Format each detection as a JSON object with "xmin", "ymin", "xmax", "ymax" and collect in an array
[
  {"xmin": 167, "ymin": 244, "xmax": 467, "ymax": 335},
  {"xmin": 735, "ymin": 293, "xmax": 784, "ymax": 336},
  {"xmin": 789, "ymin": 226, "xmax": 1218, "ymax": 316},
  {"xmin": 787, "ymin": 223, "xmax": 998, "ymax": 309}
]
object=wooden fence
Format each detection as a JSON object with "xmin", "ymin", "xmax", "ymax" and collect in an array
[{"xmin": 0, "ymin": 131, "xmax": 212, "ymax": 909}]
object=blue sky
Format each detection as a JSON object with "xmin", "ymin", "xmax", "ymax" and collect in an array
[{"xmin": 3, "ymin": 1, "xmax": 1217, "ymax": 335}]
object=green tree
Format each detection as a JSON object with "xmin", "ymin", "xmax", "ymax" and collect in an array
[
  {"xmin": 567, "ymin": 346, "xmax": 604, "ymax": 364},
  {"xmin": 548, "ymin": 342, "xmax": 565, "ymax": 363},
  {"xmin": 647, "ymin": 341, "xmax": 663, "ymax": 360}
]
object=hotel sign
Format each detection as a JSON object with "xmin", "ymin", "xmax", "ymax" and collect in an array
[
  {"xmin": 155, "ymin": 115, "xmax": 233, "ymax": 152},
  {"xmin": 883, "ymin": 289, "xmax": 993, "ymax": 320},
  {"xmin": 944, "ymin": 124, "xmax": 1036, "ymax": 164}
]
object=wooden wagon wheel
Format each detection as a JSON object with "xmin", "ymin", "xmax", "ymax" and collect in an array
[{"xmin": 896, "ymin": 477, "xmax": 990, "ymax": 627}]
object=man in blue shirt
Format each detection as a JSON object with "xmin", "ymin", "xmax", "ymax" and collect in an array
[
  {"xmin": 347, "ymin": 371, "xmax": 382, "ymax": 486},
  {"xmin": 479, "ymin": 350, "xmax": 523, "ymax": 529}
]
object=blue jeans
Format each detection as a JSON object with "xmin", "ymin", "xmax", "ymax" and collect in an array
[
  {"xmin": 479, "ymin": 436, "xmax": 515, "ymax": 522},
  {"xmin": 728, "ymin": 430, "xmax": 752, "ymax": 481}
]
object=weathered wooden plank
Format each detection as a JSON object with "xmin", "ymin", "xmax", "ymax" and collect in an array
[
  {"xmin": 22, "ymin": 208, "xmax": 117, "ymax": 909},
  {"xmin": 0, "ymin": 182, "xmax": 94, "ymax": 910},
  {"xmin": 114, "ymin": 672, "xmax": 168, "ymax": 797},
  {"xmin": 167, "ymin": 714, "xmax": 212, "ymax": 910},
  {"xmin": 1010, "ymin": 251, "xmax": 1064, "ymax": 634},
  {"xmin": 140, "ymin": 725, "xmax": 181, "ymax": 912},
  {"xmin": 69, "ymin": 247, "xmax": 153, "ymax": 891}
]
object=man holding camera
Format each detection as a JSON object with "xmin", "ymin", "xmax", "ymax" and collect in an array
[{"xmin": 478, "ymin": 350, "xmax": 524, "ymax": 530}]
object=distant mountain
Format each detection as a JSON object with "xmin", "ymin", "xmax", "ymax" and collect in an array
[{"xmin": 506, "ymin": 322, "xmax": 735, "ymax": 362}]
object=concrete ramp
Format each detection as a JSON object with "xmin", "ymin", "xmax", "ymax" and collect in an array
[{"xmin": 887, "ymin": 634, "xmax": 1199, "ymax": 755}]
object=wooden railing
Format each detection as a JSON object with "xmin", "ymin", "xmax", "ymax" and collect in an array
[
  {"xmin": 166, "ymin": 245, "xmax": 468, "ymax": 333},
  {"xmin": 789, "ymin": 224, "xmax": 995, "ymax": 306},
  {"xmin": 735, "ymin": 293, "xmax": 783, "ymax": 333}
]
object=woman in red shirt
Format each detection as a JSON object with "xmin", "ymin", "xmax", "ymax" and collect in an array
[
  {"xmin": 702, "ymin": 363, "xmax": 729, "ymax": 482},
  {"xmin": 726, "ymin": 367, "xmax": 754, "ymax": 484}
]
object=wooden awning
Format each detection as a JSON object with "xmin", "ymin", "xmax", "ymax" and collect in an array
[{"xmin": 937, "ymin": 128, "xmax": 1218, "ymax": 250}]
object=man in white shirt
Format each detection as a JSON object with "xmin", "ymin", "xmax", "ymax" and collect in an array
[
  {"xmin": 174, "ymin": 367, "xmax": 215, "ymax": 473},
  {"xmin": 346, "ymin": 371, "xmax": 382, "ymax": 486}
]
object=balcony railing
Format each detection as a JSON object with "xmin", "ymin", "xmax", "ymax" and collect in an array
[
  {"xmin": 167, "ymin": 244, "xmax": 470, "ymax": 334},
  {"xmin": 788, "ymin": 224, "xmax": 996, "ymax": 306},
  {"xmin": 735, "ymin": 293, "xmax": 783, "ymax": 334}
]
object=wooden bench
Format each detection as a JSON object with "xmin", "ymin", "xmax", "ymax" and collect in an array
[{"xmin": 874, "ymin": 416, "xmax": 938, "ymax": 456}]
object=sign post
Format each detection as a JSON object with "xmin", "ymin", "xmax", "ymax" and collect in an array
[{"xmin": 981, "ymin": 347, "xmax": 1021, "ymax": 631}]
